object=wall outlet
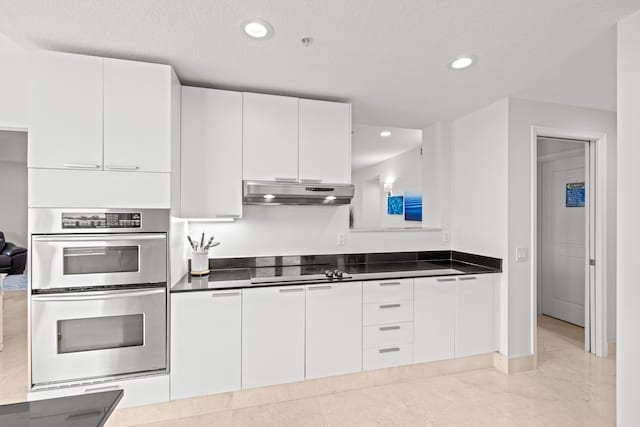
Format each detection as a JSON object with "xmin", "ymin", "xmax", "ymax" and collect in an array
[
  {"xmin": 337, "ymin": 232, "xmax": 346, "ymax": 246},
  {"xmin": 516, "ymin": 247, "xmax": 529, "ymax": 262},
  {"xmin": 443, "ymin": 231, "xmax": 450, "ymax": 242}
]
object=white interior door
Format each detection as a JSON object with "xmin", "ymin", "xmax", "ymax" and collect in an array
[{"xmin": 541, "ymin": 150, "xmax": 586, "ymax": 327}]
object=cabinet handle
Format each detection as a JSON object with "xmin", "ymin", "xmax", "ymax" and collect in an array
[
  {"xmin": 379, "ymin": 281, "xmax": 401, "ymax": 286},
  {"xmin": 211, "ymin": 292, "xmax": 240, "ymax": 297},
  {"xmin": 279, "ymin": 288, "xmax": 304, "ymax": 293},
  {"xmin": 309, "ymin": 285, "xmax": 332, "ymax": 291},
  {"xmin": 84, "ymin": 384, "xmax": 121, "ymax": 393},
  {"xmin": 274, "ymin": 177, "xmax": 298, "ymax": 182},
  {"xmin": 379, "ymin": 325, "xmax": 401, "ymax": 331},
  {"xmin": 106, "ymin": 165, "xmax": 140, "ymax": 170},
  {"xmin": 458, "ymin": 276, "xmax": 477, "ymax": 281},
  {"xmin": 63, "ymin": 163, "xmax": 100, "ymax": 169},
  {"xmin": 379, "ymin": 304, "xmax": 401, "ymax": 309},
  {"xmin": 436, "ymin": 278, "xmax": 457, "ymax": 282},
  {"xmin": 299, "ymin": 178, "xmax": 323, "ymax": 183},
  {"xmin": 379, "ymin": 347, "xmax": 401, "ymax": 354}
]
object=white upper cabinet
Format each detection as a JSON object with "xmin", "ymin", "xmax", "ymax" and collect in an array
[
  {"xmin": 103, "ymin": 58, "xmax": 173, "ymax": 172},
  {"xmin": 181, "ymin": 87, "xmax": 243, "ymax": 218},
  {"xmin": 298, "ymin": 99, "xmax": 351, "ymax": 183},
  {"xmin": 29, "ymin": 51, "xmax": 104, "ymax": 170},
  {"xmin": 243, "ymin": 93, "xmax": 299, "ymax": 181}
]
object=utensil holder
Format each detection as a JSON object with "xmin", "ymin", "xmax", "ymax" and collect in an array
[{"xmin": 191, "ymin": 251, "xmax": 210, "ymax": 276}]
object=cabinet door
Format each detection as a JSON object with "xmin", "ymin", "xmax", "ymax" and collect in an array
[
  {"xmin": 242, "ymin": 286, "xmax": 305, "ymax": 389},
  {"xmin": 298, "ymin": 99, "xmax": 351, "ymax": 183},
  {"xmin": 181, "ymin": 87, "xmax": 243, "ymax": 218},
  {"xmin": 171, "ymin": 290, "xmax": 241, "ymax": 399},
  {"xmin": 242, "ymin": 93, "xmax": 299, "ymax": 181},
  {"xmin": 455, "ymin": 275, "xmax": 497, "ymax": 357},
  {"xmin": 414, "ymin": 277, "xmax": 456, "ymax": 363},
  {"xmin": 306, "ymin": 282, "xmax": 362, "ymax": 379},
  {"xmin": 104, "ymin": 58, "xmax": 172, "ymax": 172},
  {"xmin": 28, "ymin": 51, "xmax": 103, "ymax": 170}
]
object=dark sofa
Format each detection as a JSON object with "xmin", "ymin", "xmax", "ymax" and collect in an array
[{"xmin": 0, "ymin": 232, "xmax": 27, "ymax": 275}]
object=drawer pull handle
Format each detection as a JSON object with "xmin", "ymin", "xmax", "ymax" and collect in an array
[
  {"xmin": 379, "ymin": 304, "xmax": 401, "ymax": 309},
  {"xmin": 105, "ymin": 165, "xmax": 140, "ymax": 170},
  {"xmin": 458, "ymin": 276, "xmax": 477, "ymax": 281},
  {"xmin": 212, "ymin": 292, "xmax": 240, "ymax": 297},
  {"xmin": 379, "ymin": 282, "xmax": 401, "ymax": 286},
  {"xmin": 309, "ymin": 285, "xmax": 332, "ymax": 291},
  {"xmin": 379, "ymin": 347, "xmax": 401, "ymax": 354},
  {"xmin": 84, "ymin": 384, "xmax": 120, "ymax": 393},
  {"xmin": 379, "ymin": 325, "xmax": 401, "ymax": 331},
  {"xmin": 63, "ymin": 163, "xmax": 100, "ymax": 169},
  {"xmin": 436, "ymin": 278, "xmax": 457, "ymax": 282},
  {"xmin": 279, "ymin": 288, "xmax": 304, "ymax": 293}
]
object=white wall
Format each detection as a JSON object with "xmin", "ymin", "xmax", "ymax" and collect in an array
[
  {"xmin": 352, "ymin": 146, "xmax": 422, "ymax": 228},
  {"xmin": 507, "ymin": 98, "xmax": 617, "ymax": 358},
  {"xmin": 0, "ymin": 33, "xmax": 28, "ymax": 129},
  {"xmin": 617, "ymin": 10, "xmax": 640, "ymax": 425},
  {"xmin": 450, "ymin": 98, "xmax": 510, "ymax": 355},
  {"xmin": 0, "ymin": 131, "xmax": 28, "ymax": 247}
]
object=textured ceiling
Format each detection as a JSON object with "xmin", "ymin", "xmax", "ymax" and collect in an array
[{"xmin": 0, "ymin": 0, "xmax": 637, "ymax": 128}]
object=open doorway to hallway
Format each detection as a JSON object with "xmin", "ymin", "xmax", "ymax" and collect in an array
[{"xmin": 536, "ymin": 136, "xmax": 590, "ymax": 350}]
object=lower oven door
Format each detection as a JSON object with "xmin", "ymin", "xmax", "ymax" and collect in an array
[{"xmin": 31, "ymin": 287, "xmax": 166, "ymax": 386}]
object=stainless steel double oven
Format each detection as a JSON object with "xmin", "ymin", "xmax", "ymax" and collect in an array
[{"xmin": 30, "ymin": 209, "xmax": 169, "ymax": 388}]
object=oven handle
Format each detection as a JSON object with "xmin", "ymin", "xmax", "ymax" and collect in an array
[
  {"xmin": 32, "ymin": 234, "xmax": 166, "ymax": 243},
  {"xmin": 32, "ymin": 288, "xmax": 165, "ymax": 302}
]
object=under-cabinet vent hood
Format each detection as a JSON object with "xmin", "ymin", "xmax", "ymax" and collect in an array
[{"xmin": 243, "ymin": 180, "xmax": 355, "ymax": 206}]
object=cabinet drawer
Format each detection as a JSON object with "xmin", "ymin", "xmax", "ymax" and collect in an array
[
  {"xmin": 363, "ymin": 343, "xmax": 413, "ymax": 371},
  {"xmin": 363, "ymin": 279, "xmax": 413, "ymax": 303},
  {"xmin": 363, "ymin": 300, "xmax": 413, "ymax": 326},
  {"xmin": 363, "ymin": 322, "xmax": 413, "ymax": 349}
]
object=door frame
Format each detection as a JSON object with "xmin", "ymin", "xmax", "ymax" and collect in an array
[{"xmin": 531, "ymin": 126, "xmax": 608, "ymax": 358}]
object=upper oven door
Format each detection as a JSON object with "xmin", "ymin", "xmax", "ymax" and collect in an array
[{"xmin": 32, "ymin": 233, "xmax": 167, "ymax": 290}]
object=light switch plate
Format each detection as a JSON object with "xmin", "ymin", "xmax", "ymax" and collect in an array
[
  {"xmin": 516, "ymin": 247, "xmax": 528, "ymax": 262},
  {"xmin": 443, "ymin": 231, "xmax": 450, "ymax": 242},
  {"xmin": 337, "ymin": 232, "xmax": 346, "ymax": 246}
]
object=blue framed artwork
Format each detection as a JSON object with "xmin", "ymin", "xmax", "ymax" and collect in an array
[
  {"xmin": 387, "ymin": 195, "xmax": 404, "ymax": 215},
  {"xmin": 566, "ymin": 182, "xmax": 585, "ymax": 208},
  {"xmin": 404, "ymin": 192, "xmax": 422, "ymax": 221}
]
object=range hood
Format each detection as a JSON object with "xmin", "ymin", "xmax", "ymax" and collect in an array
[{"xmin": 243, "ymin": 180, "xmax": 355, "ymax": 206}]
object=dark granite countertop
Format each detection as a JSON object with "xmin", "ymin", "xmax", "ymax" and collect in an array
[
  {"xmin": 0, "ymin": 390, "xmax": 122, "ymax": 427},
  {"xmin": 171, "ymin": 251, "xmax": 501, "ymax": 293}
]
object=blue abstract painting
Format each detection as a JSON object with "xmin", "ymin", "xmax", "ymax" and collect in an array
[
  {"xmin": 404, "ymin": 192, "xmax": 422, "ymax": 221},
  {"xmin": 566, "ymin": 182, "xmax": 585, "ymax": 207},
  {"xmin": 387, "ymin": 195, "xmax": 404, "ymax": 215}
]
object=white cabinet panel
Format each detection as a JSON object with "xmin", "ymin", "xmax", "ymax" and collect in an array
[
  {"xmin": 306, "ymin": 282, "xmax": 362, "ymax": 379},
  {"xmin": 414, "ymin": 278, "xmax": 456, "ymax": 363},
  {"xmin": 28, "ymin": 51, "xmax": 103, "ymax": 170},
  {"xmin": 104, "ymin": 58, "xmax": 172, "ymax": 173},
  {"xmin": 181, "ymin": 87, "xmax": 242, "ymax": 218},
  {"xmin": 242, "ymin": 286, "xmax": 305, "ymax": 388},
  {"xmin": 363, "ymin": 322, "xmax": 413, "ymax": 349},
  {"xmin": 298, "ymin": 99, "xmax": 351, "ymax": 183},
  {"xmin": 363, "ymin": 343, "xmax": 412, "ymax": 371},
  {"xmin": 171, "ymin": 290, "xmax": 241, "ymax": 399},
  {"xmin": 242, "ymin": 93, "xmax": 299, "ymax": 181},
  {"xmin": 455, "ymin": 275, "xmax": 497, "ymax": 357},
  {"xmin": 363, "ymin": 300, "xmax": 413, "ymax": 326},
  {"xmin": 363, "ymin": 279, "xmax": 413, "ymax": 303},
  {"xmin": 28, "ymin": 169, "xmax": 170, "ymax": 208}
]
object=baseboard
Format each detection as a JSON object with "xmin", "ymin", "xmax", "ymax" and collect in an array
[
  {"xmin": 608, "ymin": 341, "xmax": 616, "ymax": 356},
  {"xmin": 493, "ymin": 352, "xmax": 536, "ymax": 375}
]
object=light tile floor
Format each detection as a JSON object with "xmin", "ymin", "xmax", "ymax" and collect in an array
[{"xmin": 0, "ymin": 292, "xmax": 615, "ymax": 426}]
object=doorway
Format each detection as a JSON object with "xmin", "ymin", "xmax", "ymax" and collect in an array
[{"xmin": 537, "ymin": 137, "xmax": 589, "ymax": 350}]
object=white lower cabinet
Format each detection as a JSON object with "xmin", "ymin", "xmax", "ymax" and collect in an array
[
  {"xmin": 455, "ymin": 275, "xmax": 497, "ymax": 357},
  {"xmin": 170, "ymin": 290, "xmax": 241, "ymax": 400},
  {"xmin": 363, "ymin": 343, "xmax": 413, "ymax": 370},
  {"xmin": 306, "ymin": 282, "xmax": 362, "ymax": 379},
  {"xmin": 242, "ymin": 286, "xmax": 306, "ymax": 388},
  {"xmin": 413, "ymin": 277, "xmax": 456, "ymax": 363}
]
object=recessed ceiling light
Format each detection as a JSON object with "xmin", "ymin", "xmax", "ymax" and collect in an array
[
  {"xmin": 242, "ymin": 19, "xmax": 274, "ymax": 39},
  {"xmin": 449, "ymin": 56, "xmax": 475, "ymax": 70},
  {"xmin": 264, "ymin": 194, "xmax": 275, "ymax": 200},
  {"xmin": 380, "ymin": 131, "xmax": 392, "ymax": 137}
]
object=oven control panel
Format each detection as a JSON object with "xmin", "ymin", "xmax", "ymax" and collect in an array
[{"xmin": 62, "ymin": 212, "xmax": 141, "ymax": 229}]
